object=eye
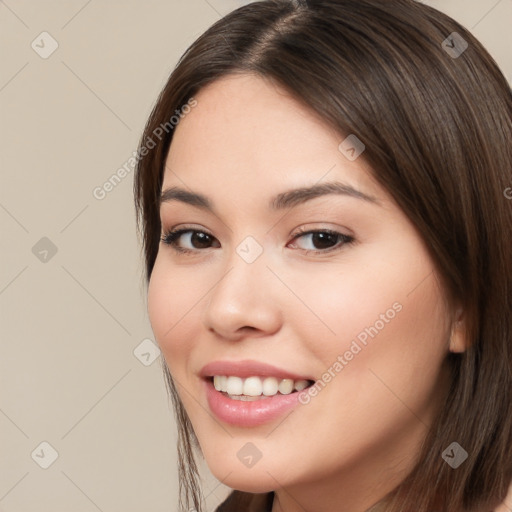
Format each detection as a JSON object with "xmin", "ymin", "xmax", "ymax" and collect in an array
[
  {"xmin": 160, "ymin": 228, "xmax": 219, "ymax": 254},
  {"xmin": 288, "ymin": 228, "xmax": 354, "ymax": 254},
  {"xmin": 160, "ymin": 226, "xmax": 355, "ymax": 255}
]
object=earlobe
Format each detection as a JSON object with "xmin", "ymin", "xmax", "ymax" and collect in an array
[{"xmin": 449, "ymin": 307, "xmax": 468, "ymax": 353}]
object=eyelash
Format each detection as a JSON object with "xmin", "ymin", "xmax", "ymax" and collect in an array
[{"xmin": 159, "ymin": 226, "xmax": 355, "ymax": 256}]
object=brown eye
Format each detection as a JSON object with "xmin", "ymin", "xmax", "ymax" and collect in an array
[
  {"xmin": 290, "ymin": 229, "xmax": 354, "ymax": 254},
  {"xmin": 160, "ymin": 229, "xmax": 220, "ymax": 253}
]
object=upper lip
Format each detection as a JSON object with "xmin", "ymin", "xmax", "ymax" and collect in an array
[{"xmin": 200, "ymin": 359, "xmax": 314, "ymax": 382}]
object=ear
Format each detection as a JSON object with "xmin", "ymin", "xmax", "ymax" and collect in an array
[{"xmin": 449, "ymin": 306, "xmax": 468, "ymax": 353}]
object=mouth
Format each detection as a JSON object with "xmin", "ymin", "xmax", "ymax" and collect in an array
[{"xmin": 206, "ymin": 375, "xmax": 316, "ymax": 401}]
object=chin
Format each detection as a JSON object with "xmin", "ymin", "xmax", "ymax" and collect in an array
[{"xmin": 209, "ymin": 466, "xmax": 277, "ymax": 494}]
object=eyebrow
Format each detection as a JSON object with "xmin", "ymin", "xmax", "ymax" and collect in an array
[{"xmin": 159, "ymin": 181, "xmax": 381, "ymax": 213}]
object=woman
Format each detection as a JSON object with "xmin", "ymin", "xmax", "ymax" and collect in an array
[{"xmin": 133, "ymin": 1, "xmax": 512, "ymax": 511}]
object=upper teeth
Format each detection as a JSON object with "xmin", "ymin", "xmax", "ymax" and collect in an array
[{"xmin": 213, "ymin": 375, "xmax": 310, "ymax": 396}]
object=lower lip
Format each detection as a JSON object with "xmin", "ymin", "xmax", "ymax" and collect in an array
[{"xmin": 204, "ymin": 379, "xmax": 305, "ymax": 427}]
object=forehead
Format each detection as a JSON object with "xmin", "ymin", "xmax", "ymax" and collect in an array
[{"xmin": 162, "ymin": 73, "xmax": 383, "ymax": 203}]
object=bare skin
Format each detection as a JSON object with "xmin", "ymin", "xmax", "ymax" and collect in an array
[{"xmin": 147, "ymin": 73, "xmax": 467, "ymax": 512}]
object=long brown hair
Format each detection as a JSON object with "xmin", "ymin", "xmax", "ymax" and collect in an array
[{"xmin": 133, "ymin": 1, "xmax": 512, "ymax": 510}]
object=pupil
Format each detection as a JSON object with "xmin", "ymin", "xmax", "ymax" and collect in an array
[
  {"xmin": 192, "ymin": 232, "xmax": 211, "ymax": 248},
  {"xmin": 313, "ymin": 232, "xmax": 336, "ymax": 249}
]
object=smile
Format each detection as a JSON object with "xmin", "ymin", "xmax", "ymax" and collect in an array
[{"xmin": 212, "ymin": 375, "xmax": 313, "ymax": 399}]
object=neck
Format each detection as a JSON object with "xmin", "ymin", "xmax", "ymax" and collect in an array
[{"xmin": 269, "ymin": 426, "xmax": 424, "ymax": 512}]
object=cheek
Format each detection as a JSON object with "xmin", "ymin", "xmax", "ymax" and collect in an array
[
  {"xmin": 147, "ymin": 258, "xmax": 200, "ymax": 373},
  {"xmin": 290, "ymin": 240, "xmax": 451, "ymax": 395},
  {"xmin": 318, "ymin": 268, "xmax": 450, "ymax": 433},
  {"xmin": 280, "ymin": 263, "xmax": 410, "ymax": 365},
  {"xmin": 147, "ymin": 260, "xmax": 170, "ymax": 345}
]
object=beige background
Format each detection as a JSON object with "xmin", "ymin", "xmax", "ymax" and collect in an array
[{"xmin": 0, "ymin": 1, "xmax": 510, "ymax": 511}]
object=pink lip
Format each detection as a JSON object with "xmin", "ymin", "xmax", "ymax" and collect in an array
[
  {"xmin": 203, "ymin": 378, "xmax": 307, "ymax": 427},
  {"xmin": 199, "ymin": 359, "xmax": 314, "ymax": 381},
  {"xmin": 200, "ymin": 360, "xmax": 315, "ymax": 427}
]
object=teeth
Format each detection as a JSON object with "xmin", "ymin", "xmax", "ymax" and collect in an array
[
  {"xmin": 294, "ymin": 379, "xmax": 309, "ymax": 391},
  {"xmin": 226, "ymin": 376, "xmax": 243, "ymax": 395},
  {"xmin": 243, "ymin": 376, "xmax": 262, "ymax": 396},
  {"xmin": 212, "ymin": 375, "xmax": 311, "ymax": 397},
  {"xmin": 278, "ymin": 379, "xmax": 294, "ymax": 394},
  {"xmin": 262, "ymin": 377, "xmax": 278, "ymax": 396}
]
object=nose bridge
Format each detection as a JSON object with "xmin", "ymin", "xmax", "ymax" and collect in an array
[
  {"xmin": 210, "ymin": 235, "xmax": 269, "ymax": 309},
  {"xmin": 202, "ymin": 235, "xmax": 282, "ymax": 337}
]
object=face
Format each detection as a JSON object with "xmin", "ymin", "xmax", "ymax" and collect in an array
[{"xmin": 148, "ymin": 73, "xmax": 456, "ymax": 509}]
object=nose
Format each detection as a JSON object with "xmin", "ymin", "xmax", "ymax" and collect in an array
[{"xmin": 202, "ymin": 247, "xmax": 283, "ymax": 341}]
